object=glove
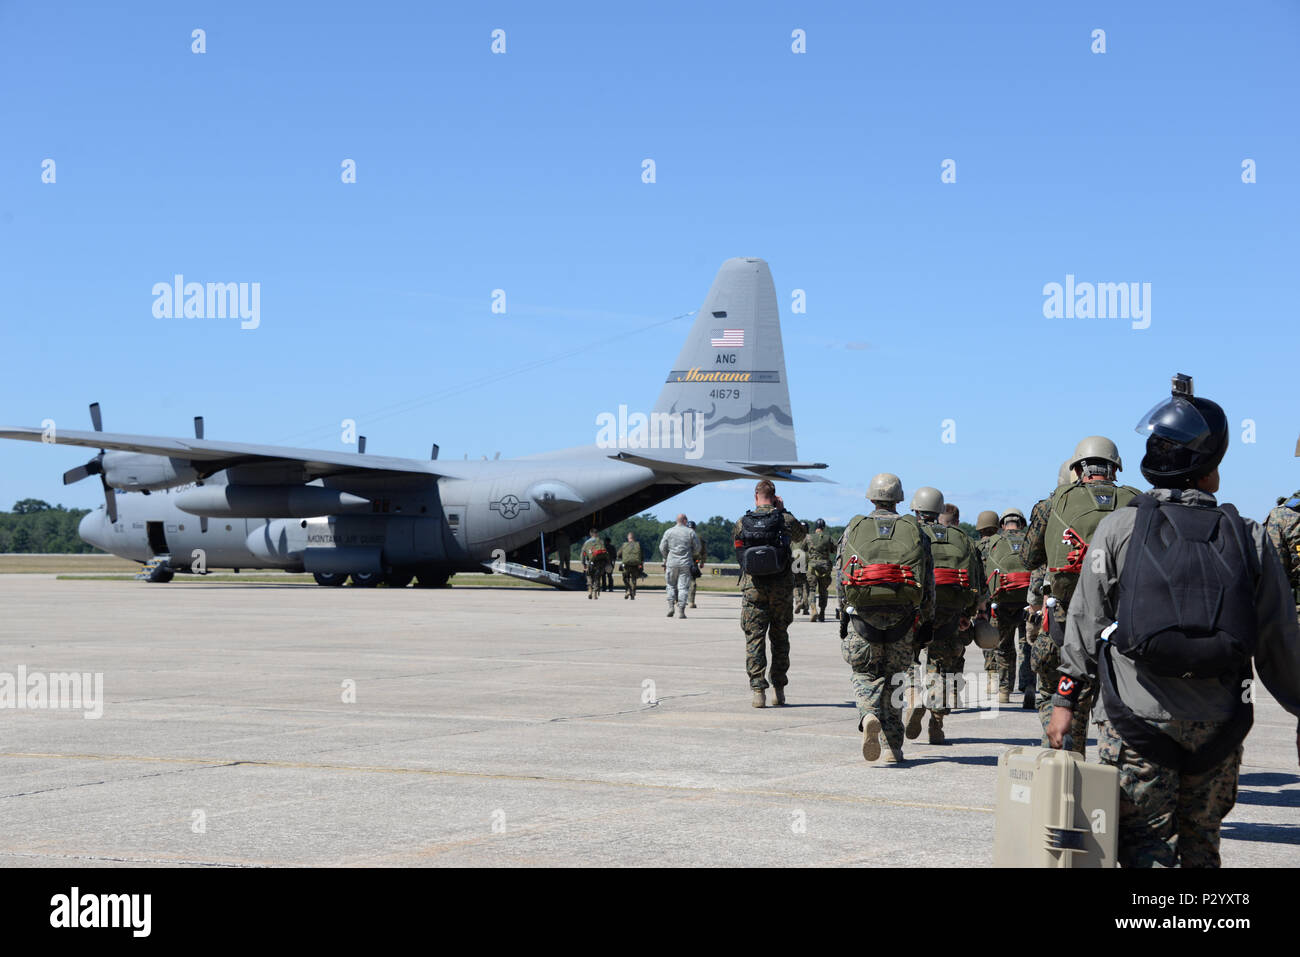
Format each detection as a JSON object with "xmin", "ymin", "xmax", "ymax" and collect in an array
[{"xmin": 839, "ymin": 612, "xmax": 848, "ymax": 640}]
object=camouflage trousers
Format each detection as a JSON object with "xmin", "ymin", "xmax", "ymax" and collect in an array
[
  {"xmin": 622, "ymin": 565, "xmax": 641, "ymax": 598},
  {"xmin": 586, "ymin": 564, "xmax": 606, "ymax": 598},
  {"xmin": 1097, "ymin": 719, "xmax": 1242, "ymax": 868},
  {"xmin": 842, "ymin": 612, "xmax": 917, "ymax": 753},
  {"xmin": 1031, "ymin": 606, "xmax": 1091, "ymax": 755},
  {"xmin": 809, "ymin": 566, "xmax": 831, "ymax": 613},
  {"xmin": 1019, "ymin": 603, "xmax": 1040, "ymax": 696},
  {"xmin": 994, "ymin": 603, "xmax": 1025, "ymax": 696},
  {"xmin": 743, "ymin": 574, "xmax": 795, "ymax": 690},
  {"xmin": 918, "ymin": 611, "xmax": 966, "ymax": 715},
  {"xmin": 794, "ymin": 577, "xmax": 810, "ymax": 614},
  {"xmin": 687, "ymin": 569, "xmax": 698, "ymax": 605}
]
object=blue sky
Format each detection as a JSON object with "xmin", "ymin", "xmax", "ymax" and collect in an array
[{"xmin": 1, "ymin": 1, "xmax": 1296, "ymax": 526}]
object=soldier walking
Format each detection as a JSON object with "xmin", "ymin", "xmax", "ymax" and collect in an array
[
  {"xmin": 806, "ymin": 519, "xmax": 835, "ymax": 621},
  {"xmin": 837, "ymin": 473, "xmax": 934, "ymax": 764},
  {"xmin": 734, "ymin": 480, "xmax": 806, "ymax": 707},
  {"xmin": 1024, "ymin": 435, "xmax": 1140, "ymax": 755},
  {"xmin": 660, "ymin": 515, "xmax": 701, "ymax": 619},
  {"xmin": 687, "ymin": 520, "xmax": 705, "ymax": 608},
  {"xmin": 1048, "ymin": 374, "xmax": 1300, "ymax": 867},
  {"xmin": 984, "ymin": 509, "xmax": 1031, "ymax": 705},
  {"xmin": 580, "ymin": 528, "xmax": 610, "ymax": 600},
  {"xmin": 618, "ymin": 532, "xmax": 643, "ymax": 599}
]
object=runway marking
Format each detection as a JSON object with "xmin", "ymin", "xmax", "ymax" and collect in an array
[{"xmin": 0, "ymin": 751, "xmax": 995, "ymax": 813}]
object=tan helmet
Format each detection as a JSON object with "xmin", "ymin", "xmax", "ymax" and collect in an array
[
  {"xmin": 975, "ymin": 510, "xmax": 999, "ymax": 533},
  {"xmin": 867, "ymin": 472, "xmax": 904, "ymax": 504},
  {"xmin": 910, "ymin": 486, "xmax": 944, "ymax": 515},
  {"xmin": 1000, "ymin": 508, "xmax": 1026, "ymax": 527},
  {"xmin": 1058, "ymin": 459, "xmax": 1074, "ymax": 486},
  {"xmin": 1069, "ymin": 435, "xmax": 1122, "ymax": 471}
]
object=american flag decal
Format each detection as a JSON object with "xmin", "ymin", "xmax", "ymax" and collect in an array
[{"xmin": 710, "ymin": 328, "xmax": 744, "ymax": 348}]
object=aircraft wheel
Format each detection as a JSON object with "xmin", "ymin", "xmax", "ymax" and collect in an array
[
  {"xmin": 148, "ymin": 568, "xmax": 174, "ymax": 583},
  {"xmin": 413, "ymin": 569, "xmax": 451, "ymax": 588},
  {"xmin": 313, "ymin": 572, "xmax": 347, "ymax": 587},
  {"xmin": 350, "ymin": 571, "xmax": 381, "ymax": 588},
  {"xmin": 383, "ymin": 569, "xmax": 414, "ymax": 588}
]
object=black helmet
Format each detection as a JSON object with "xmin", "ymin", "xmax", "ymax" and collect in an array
[
  {"xmin": 687, "ymin": 520, "xmax": 696, "ymax": 529},
  {"xmin": 815, "ymin": 518, "xmax": 826, "ymax": 530},
  {"xmin": 1136, "ymin": 374, "xmax": 1229, "ymax": 487}
]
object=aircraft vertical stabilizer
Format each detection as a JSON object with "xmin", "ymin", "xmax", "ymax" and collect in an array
[{"xmin": 652, "ymin": 257, "xmax": 797, "ymax": 466}]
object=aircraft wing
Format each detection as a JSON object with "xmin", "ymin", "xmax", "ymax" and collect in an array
[
  {"xmin": 609, "ymin": 451, "xmax": 831, "ymax": 483},
  {"xmin": 0, "ymin": 426, "xmax": 445, "ymax": 480}
]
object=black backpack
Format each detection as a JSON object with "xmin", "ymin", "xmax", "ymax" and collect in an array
[
  {"xmin": 735, "ymin": 510, "xmax": 791, "ymax": 577},
  {"xmin": 1102, "ymin": 494, "xmax": 1259, "ymax": 772}
]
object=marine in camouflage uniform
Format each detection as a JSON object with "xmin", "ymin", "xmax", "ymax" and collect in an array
[
  {"xmin": 1021, "ymin": 563, "xmax": 1046, "ymax": 708},
  {"xmin": 806, "ymin": 520, "xmax": 835, "ymax": 621},
  {"xmin": 1265, "ymin": 490, "xmax": 1300, "ymax": 620},
  {"xmin": 838, "ymin": 474, "xmax": 935, "ymax": 763},
  {"xmin": 791, "ymin": 537, "xmax": 811, "ymax": 615},
  {"xmin": 908, "ymin": 490, "xmax": 984, "ymax": 745},
  {"xmin": 734, "ymin": 481, "xmax": 807, "ymax": 707},
  {"xmin": 686, "ymin": 521, "xmax": 705, "ymax": 608},
  {"xmin": 618, "ymin": 533, "xmax": 643, "ymax": 599},
  {"xmin": 1026, "ymin": 439, "xmax": 1140, "ymax": 756},
  {"xmin": 602, "ymin": 536, "xmax": 616, "ymax": 592},
  {"xmin": 580, "ymin": 530, "xmax": 610, "ymax": 600},
  {"xmin": 985, "ymin": 509, "xmax": 1030, "ymax": 703}
]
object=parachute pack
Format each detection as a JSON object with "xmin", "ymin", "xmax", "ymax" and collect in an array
[
  {"xmin": 924, "ymin": 523, "xmax": 979, "ymax": 614},
  {"xmin": 1045, "ymin": 482, "xmax": 1138, "ymax": 605},
  {"xmin": 987, "ymin": 529, "xmax": 1031, "ymax": 604},
  {"xmin": 839, "ymin": 513, "xmax": 926, "ymax": 611}
]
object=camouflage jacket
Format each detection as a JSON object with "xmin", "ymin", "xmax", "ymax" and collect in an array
[
  {"xmin": 806, "ymin": 528, "xmax": 835, "ymax": 569},
  {"xmin": 1266, "ymin": 492, "xmax": 1300, "ymax": 596}
]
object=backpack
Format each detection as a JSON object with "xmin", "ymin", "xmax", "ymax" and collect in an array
[
  {"xmin": 987, "ymin": 530, "xmax": 1031, "ymax": 604},
  {"xmin": 734, "ymin": 509, "xmax": 791, "ymax": 577},
  {"xmin": 1101, "ymin": 494, "xmax": 1259, "ymax": 772},
  {"xmin": 924, "ymin": 523, "xmax": 978, "ymax": 613},
  {"xmin": 839, "ymin": 513, "xmax": 925, "ymax": 611},
  {"xmin": 1045, "ymin": 481, "xmax": 1138, "ymax": 606}
]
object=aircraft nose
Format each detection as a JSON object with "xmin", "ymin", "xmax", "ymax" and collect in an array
[{"xmin": 79, "ymin": 508, "xmax": 107, "ymax": 550}]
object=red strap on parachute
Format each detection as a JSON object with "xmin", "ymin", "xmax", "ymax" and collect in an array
[
  {"xmin": 933, "ymin": 567, "xmax": 970, "ymax": 588},
  {"xmin": 1048, "ymin": 527, "xmax": 1088, "ymax": 574},
  {"xmin": 993, "ymin": 571, "xmax": 1031, "ymax": 594},
  {"xmin": 842, "ymin": 560, "xmax": 916, "ymax": 587}
]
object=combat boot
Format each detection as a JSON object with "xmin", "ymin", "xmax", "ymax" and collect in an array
[
  {"xmin": 1022, "ymin": 691, "xmax": 1034, "ymax": 710},
  {"xmin": 666, "ymin": 603, "xmax": 675, "ymax": 618},
  {"xmin": 882, "ymin": 748, "xmax": 905, "ymax": 765},
  {"xmin": 773, "ymin": 687, "xmax": 786, "ymax": 706},
  {"xmin": 904, "ymin": 689, "xmax": 925, "ymax": 740},
  {"xmin": 752, "ymin": 690, "xmax": 766, "ymax": 708},
  {"xmin": 928, "ymin": 713, "xmax": 945, "ymax": 745},
  {"xmin": 998, "ymin": 691, "xmax": 1010, "ymax": 704},
  {"xmin": 677, "ymin": 605, "xmax": 687, "ymax": 619},
  {"xmin": 861, "ymin": 714, "xmax": 882, "ymax": 762},
  {"xmin": 624, "ymin": 592, "xmax": 629, "ymax": 600}
]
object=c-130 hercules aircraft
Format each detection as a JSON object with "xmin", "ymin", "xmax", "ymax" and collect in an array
[{"xmin": 2, "ymin": 258, "xmax": 826, "ymax": 587}]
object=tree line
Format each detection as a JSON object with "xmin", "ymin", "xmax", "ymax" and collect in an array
[{"xmin": 0, "ymin": 500, "xmax": 96, "ymax": 553}]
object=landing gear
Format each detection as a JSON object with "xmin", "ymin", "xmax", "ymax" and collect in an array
[
  {"xmin": 313, "ymin": 572, "xmax": 347, "ymax": 586},
  {"xmin": 349, "ymin": 571, "xmax": 381, "ymax": 587},
  {"xmin": 413, "ymin": 568, "xmax": 451, "ymax": 588},
  {"xmin": 383, "ymin": 569, "xmax": 414, "ymax": 588}
]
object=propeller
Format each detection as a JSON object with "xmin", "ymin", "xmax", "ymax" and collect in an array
[
  {"xmin": 62, "ymin": 402, "xmax": 116, "ymax": 523},
  {"xmin": 194, "ymin": 416, "xmax": 207, "ymax": 533},
  {"xmin": 430, "ymin": 443, "xmax": 439, "ymax": 460}
]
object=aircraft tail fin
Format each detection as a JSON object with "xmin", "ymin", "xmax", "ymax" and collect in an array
[{"xmin": 652, "ymin": 258, "xmax": 800, "ymax": 466}]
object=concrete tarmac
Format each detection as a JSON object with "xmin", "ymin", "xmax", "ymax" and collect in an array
[{"xmin": 0, "ymin": 576, "xmax": 1295, "ymax": 867}]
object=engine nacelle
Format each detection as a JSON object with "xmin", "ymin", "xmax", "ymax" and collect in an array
[
  {"xmin": 103, "ymin": 452, "xmax": 199, "ymax": 491},
  {"xmin": 176, "ymin": 484, "xmax": 371, "ymax": 518}
]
